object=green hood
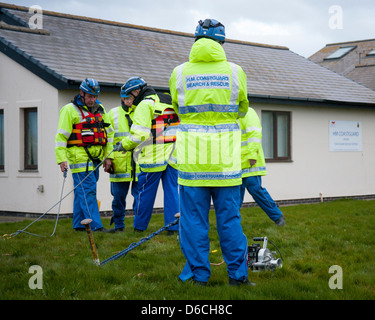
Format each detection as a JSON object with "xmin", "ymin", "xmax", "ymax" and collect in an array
[{"xmin": 189, "ymin": 38, "xmax": 227, "ymax": 63}]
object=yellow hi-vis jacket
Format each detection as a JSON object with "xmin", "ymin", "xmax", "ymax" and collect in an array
[
  {"xmin": 238, "ymin": 107, "xmax": 266, "ymax": 178},
  {"xmin": 107, "ymin": 105, "xmax": 141, "ymax": 182},
  {"xmin": 120, "ymin": 94, "xmax": 179, "ymax": 172},
  {"xmin": 55, "ymin": 101, "xmax": 114, "ymax": 173},
  {"xmin": 169, "ymin": 38, "xmax": 249, "ymax": 187}
]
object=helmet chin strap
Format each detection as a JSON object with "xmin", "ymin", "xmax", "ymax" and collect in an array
[
  {"xmin": 80, "ymin": 93, "xmax": 90, "ymax": 109},
  {"xmin": 129, "ymin": 92, "xmax": 137, "ymax": 99}
]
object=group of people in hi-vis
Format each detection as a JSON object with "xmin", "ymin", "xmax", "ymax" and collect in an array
[{"xmin": 55, "ymin": 18, "xmax": 285, "ymax": 286}]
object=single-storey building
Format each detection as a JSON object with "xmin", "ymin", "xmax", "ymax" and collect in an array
[
  {"xmin": 1, "ymin": 3, "xmax": 375, "ymax": 216},
  {"xmin": 309, "ymin": 38, "xmax": 375, "ymax": 91}
]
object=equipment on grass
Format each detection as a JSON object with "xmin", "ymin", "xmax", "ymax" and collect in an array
[
  {"xmin": 99, "ymin": 213, "xmax": 180, "ymax": 266},
  {"xmin": 2, "ymin": 168, "xmax": 68, "ymax": 239},
  {"xmin": 247, "ymin": 237, "xmax": 283, "ymax": 272},
  {"xmin": 81, "ymin": 218, "xmax": 100, "ymax": 265},
  {"xmin": 4, "ymin": 150, "xmax": 114, "ymax": 239}
]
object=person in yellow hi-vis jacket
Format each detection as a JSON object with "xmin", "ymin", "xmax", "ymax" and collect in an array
[
  {"xmin": 169, "ymin": 19, "xmax": 254, "ymax": 286},
  {"xmin": 55, "ymin": 78, "xmax": 114, "ymax": 231},
  {"xmin": 239, "ymin": 107, "xmax": 285, "ymax": 226},
  {"xmin": 114, "ymin": 77, "xmax": 180, "ymax": 234},
  {"xmin": 105, "ymin": 83, "xmax": 141, "ymax": 233}
]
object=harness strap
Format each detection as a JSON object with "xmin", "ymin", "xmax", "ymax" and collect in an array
[{"xmin": 125, "ymin": 113, "xmax": 136, "ymax": 182}]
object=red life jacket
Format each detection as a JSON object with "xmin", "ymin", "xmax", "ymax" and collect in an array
[
  {"xmin": 67, "ymin": 106, "xmax": 109, "ymax": 148},
  {"xmin": 151, "ymin": 108, "xmax": 180, "ymax": 144}
]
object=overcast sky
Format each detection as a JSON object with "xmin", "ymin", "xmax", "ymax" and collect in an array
[{"xmin": 3, "ymin": 0, "xmax": 375, "ymax": 58}]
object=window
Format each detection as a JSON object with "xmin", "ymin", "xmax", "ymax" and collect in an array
[
  {"xmin": 24, "ymin": 108, "xmax": 38, "ymax": 170},
  {"xmin": 325, "ymin": 46, "xmax": 356, "ymax": 60},
  {"xmin": 261, "ymin": 111, "xmax": 291, "ymax": 161},
  {"xmin": 0, "ymin": 110, "xmax": 4, "ymax": 171},
  {"xmin": 367, "ymin": 49, "xmax": 375, "ymax": 56}
]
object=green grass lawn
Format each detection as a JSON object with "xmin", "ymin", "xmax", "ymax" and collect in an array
[{"xmin": 0, "ymin": 199, "xmax": 374, "ymax": 300}]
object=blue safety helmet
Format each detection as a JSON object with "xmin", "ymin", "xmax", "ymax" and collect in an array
[
  {"xmin": 194, "ymin": 19, "xmax": 225, "ymax": 43},
  {"xmin": 121, "ymin": 77, "xmax": 147, "ymax": 98},
  {"xmin": 80, "ymin": 78, "xmax": 100, "ymax": 96}
]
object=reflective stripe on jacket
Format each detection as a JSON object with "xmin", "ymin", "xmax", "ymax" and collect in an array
[
  {"xmin": 55, "ymin": 102, "xmax": 114, "ymax": 173},
  {"xmin": 238, "ymin": 107, "xmax": 266, "ymax": 178},
  {"xmin": 169, "ymin": 38, "xmax": 249, "ymax": 187},
  {"xmin": 108, "ymin": 106, "xmax": 141, "ymax": 182}
]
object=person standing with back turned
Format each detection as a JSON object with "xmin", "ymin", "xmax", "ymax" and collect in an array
[{"xmin": 169, "ymin": 19, "xmax": 255, "ymax": 286}]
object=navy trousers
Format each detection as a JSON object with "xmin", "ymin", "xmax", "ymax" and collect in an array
[
  {"xmin": 133, "ymin": 165, "xmax": 179, "ymax": 231},
  {"xmin": 240, "ymin": 176, "xmax": 282, "ymax": 221},
  {"xmin": 110, "ymin": 181, "xmax": 138, "ymax": 230},
  {"xmin": 178, "ymin": 185, "xmax": 248, "ymax": 283},
  {"xmin": 72, "ymin": 167, "xmax": 103, "ymax": 231}
]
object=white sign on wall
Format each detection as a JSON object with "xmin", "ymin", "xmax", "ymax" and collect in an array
[{"xmin": 329, "ymin": 120, "xmax": 362, "ymax": 152}]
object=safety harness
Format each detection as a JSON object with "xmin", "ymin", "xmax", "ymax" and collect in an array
[
  {"xmin": 150, "ymin": 92, "xmax": 180, "ymax": 144},
  {"xmin": 152, "ymin": 108, "xmax": 180, "ymax": 144},
  {"xmin": 67, "ymin": 98, "xmax": 110, "ymax": 172},
  {"xmin": 67, "ymin": 106, "xmax": 109, "ymax": 148}
]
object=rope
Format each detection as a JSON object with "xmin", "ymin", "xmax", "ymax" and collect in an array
[
  {"xmin": 3, "ymin": 120, "xmax": 174, "ymax": 240},
  {"xmin": 3, "ymin": 149, "xmax": 114, "ymax": 239},
  {"xmin": 2, "ymin": 169, "xmax": 68, "ymax": 239},
  {"xmin": 100, "ymin": 217, "xmax": 179, "ymax": 266}
]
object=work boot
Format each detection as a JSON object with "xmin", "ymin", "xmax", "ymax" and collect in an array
[
  {"xmin": 191, "ymin": 279, "xmax": 207, "ymax": 286},
  {"xmin": 167, "ymin": 230, "xmax": 179, "ymax": 236},
  {"xmin": 229, "ymin": 278, "xmax": 256, "ymax": 286},
  {"xmin": 275, "ymin": 214, "xmax": 285, "ymax": 226},
  {"xmin": 134, "ymin": 228, "xmax": 144, "ymax": 233},
  {"xmin": 105, "ymin": 227, "xmax": 124, "ymax": 233}
]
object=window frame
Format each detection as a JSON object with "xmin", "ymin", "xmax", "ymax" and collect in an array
[
  {"xmin": 24, "ymin": 107, "xmax": 38, "ymax": 171},
  {"xmin": 261, "ymin": 110, "xmax": 292, "ymax": 162},
  {"xmin": 324, "ymin": 46, "xmax": 356, "ymax": 60}
]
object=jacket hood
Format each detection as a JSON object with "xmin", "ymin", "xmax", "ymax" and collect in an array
[
  {"xmin": 133, "ymin": 85, "xmax": 156, "ymax": 106},
  {"xmin": 189, "ymin": 38, "xmax": 227, "ymax": 63}
]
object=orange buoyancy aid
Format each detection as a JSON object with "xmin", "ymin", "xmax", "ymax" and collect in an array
[
  {"xmin": 151, "ymin": 108, "xmax": 180, "ymax": 144},
  {"xmin": 67, "ymin": 106, "xmax": 110, "ymax": 148}
]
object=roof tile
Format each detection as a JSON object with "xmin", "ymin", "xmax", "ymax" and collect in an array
[{"xmin": 1, "ymin": 3, "xmax": 375, "ymax": 105}]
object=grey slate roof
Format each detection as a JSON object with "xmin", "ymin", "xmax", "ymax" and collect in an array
[
  {"xmin": 309, "ymin": 39, "xmax": 375, "ymax": 91},
  {"xmin": 1, "ymin": 2, "xmax": 375, "ymax": 106}
]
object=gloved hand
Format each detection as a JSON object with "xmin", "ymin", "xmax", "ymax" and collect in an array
[{"xmin": 113, "ymin": 141, "xmax": 125, "ymax": 152}]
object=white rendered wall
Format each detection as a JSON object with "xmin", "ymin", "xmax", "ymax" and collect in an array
[
  {"xmin": 242, "ymin": 103, "xmax": 375, "ymax": 205},
  {"xmin": 1, "ymin": 52, "xmax": 374, "ymax": 215}
]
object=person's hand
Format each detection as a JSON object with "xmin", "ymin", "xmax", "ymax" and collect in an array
[
  {"xmin": 103, "ymin": 159, "xmax": 113, "ymax": 173},
  {"xmin": 249, "ymin": 159, "xmax": 257, "ymax": 167},
  {"xmin": 113, "ymin": 141, "xmax": 126, "ymax": 152},
  {"xmin": 59, "ymin": 161, "xmax": 68, "ymax": 173}
]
